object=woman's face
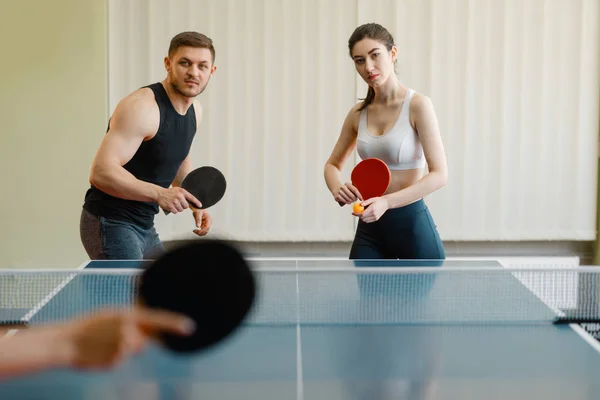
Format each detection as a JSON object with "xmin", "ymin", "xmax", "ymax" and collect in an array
[{"xmin": 351, "ymin": 38, "xmax": 396, "ymax": 88}]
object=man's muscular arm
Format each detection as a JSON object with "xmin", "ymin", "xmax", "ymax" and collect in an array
[
  {"xmin": 89, "ymin": 89, "xmax": 201, "ymax": 213},
  {"xmin": 89, "ymin": 89, "xmax": 162, "ymax": 202}
]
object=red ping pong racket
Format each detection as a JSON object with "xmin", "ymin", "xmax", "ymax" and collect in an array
[
  {"xmin": 138, "ymin": 239, "xmax": 256, "ymax": 353},
  {"xmin": 338, "ymin": 158, "xmax": 391, "ymax": 206},
  {"xmin": 164, "ymin": 166, "xmax": 227, "ymax": 215}
]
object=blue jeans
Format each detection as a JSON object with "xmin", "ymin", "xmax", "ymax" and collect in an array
[{"xmin": 80, "ymin": 208, "xmax": 164, "ymax": 260}]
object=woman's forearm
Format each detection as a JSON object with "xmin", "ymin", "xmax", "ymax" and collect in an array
[
  {"xmin": 324, "ymin": 163, "xmax": 343, "ymax": 194},
  {"xmin": 383, "ymin": 171, "xmax": 447, "ymax": 209}
]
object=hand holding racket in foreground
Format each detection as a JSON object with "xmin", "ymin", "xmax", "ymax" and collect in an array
[
  {"xmin": 0, "ymin": 240, "xmax": 256, "ymax": 379},
  {"xmin": 0, "ymin": 307, "xmax": 194, "ymax": 379}
]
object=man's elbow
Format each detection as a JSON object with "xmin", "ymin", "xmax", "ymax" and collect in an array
[
  {"xmin": 89, "ymin": 164, "xmax": 110, "ymax": 189},
  {"xmin": 89, "ymin": 168, "xmax": 100, "ymax": 188}
]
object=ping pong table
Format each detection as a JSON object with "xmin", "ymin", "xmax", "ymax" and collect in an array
[{"xmin": 1, "ymin": 258, "xmax": 600, "ymax": 399}]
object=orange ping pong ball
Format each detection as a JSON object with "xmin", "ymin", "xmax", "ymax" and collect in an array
[{"xmin": 353, "ymin": 202, "xmax": 364, "ymax": 213}]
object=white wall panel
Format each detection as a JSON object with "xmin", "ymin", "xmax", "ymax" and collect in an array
[
  {"xmin": 108, "ymin": 0, "xmax": 600, "ymax": 241},
  {"xmin": 358, "ymin": 0, "xmax": 599, "ymax": 240}
]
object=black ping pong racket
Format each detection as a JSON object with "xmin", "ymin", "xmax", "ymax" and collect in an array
[
  {"xmin": 164, "ymin": 166, "xmax": 227, "ymax": 215},
  {"xmin": 138, "ymin": 239, "xmax": 256, "ymax": 353}
]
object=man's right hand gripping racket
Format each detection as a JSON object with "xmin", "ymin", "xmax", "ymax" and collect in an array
[{"xmin": 164, "ymin": 166, "xmax": 227, "ymax": 215}]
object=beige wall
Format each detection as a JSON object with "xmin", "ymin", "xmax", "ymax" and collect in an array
[
  {"xmin": 0, "ymin": 1, "xmax": 107, "ymax": 268},
  {"xmin": 0, "ymin": 1, "xmax": 596, "ymax": 269}
]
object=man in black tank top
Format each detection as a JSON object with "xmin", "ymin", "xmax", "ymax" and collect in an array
[{"xmin": 80, "ymin": 32, "xmax": 218, "ymax": 260}]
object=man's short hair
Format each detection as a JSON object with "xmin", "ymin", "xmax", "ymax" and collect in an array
[{"xmin": 168, "ymin": 31, "xmax": 215, "ymax": 62}]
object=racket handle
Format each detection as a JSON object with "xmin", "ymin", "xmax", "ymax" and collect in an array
[{"xmin": 337, "ymin": 201, "xmax": 345, "ymax": 207}]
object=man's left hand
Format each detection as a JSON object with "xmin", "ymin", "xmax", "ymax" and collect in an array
[{"xmin": 192, "ymin": 208, "xmax": 212, "ymax": 236}]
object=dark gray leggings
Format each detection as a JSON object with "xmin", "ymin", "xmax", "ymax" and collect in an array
[
  {"xmin": 349, "ymin": 198, "xmax": 445, "ymax": 260},
  {"xmin": 349, "ymin": 199, "xmax": 445, "ymax": 299},
  {"xmin": 79, "ymin": 208, "xmax": 164, "ymax": 260}
]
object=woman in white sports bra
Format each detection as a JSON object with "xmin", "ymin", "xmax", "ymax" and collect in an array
[{"xmin": 324, "ymin": 22, "xmax": 447, "ymax": 261}]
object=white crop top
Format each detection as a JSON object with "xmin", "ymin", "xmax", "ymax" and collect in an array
[{"xmin": 356, "ymin": 89, "xmax": 426, "ymax": 170}]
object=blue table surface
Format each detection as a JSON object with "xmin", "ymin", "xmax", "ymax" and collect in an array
[{"xmin": 1, "ymin": 259, "xmax": 600, "ymax": 400}]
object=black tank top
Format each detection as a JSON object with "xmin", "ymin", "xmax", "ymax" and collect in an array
[{"xmin": 83, "ymin": 82, "xmax": 197, "ymax": 229}]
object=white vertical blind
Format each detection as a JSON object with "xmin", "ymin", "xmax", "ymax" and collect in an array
[{"xmin": 107, "ymin": 0, "xmax": 599, "ymax": 242}]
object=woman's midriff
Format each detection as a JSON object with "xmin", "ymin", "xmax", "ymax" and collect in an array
[{"xmin": 384, "ymin": 168, "xmax": 425, "ymax": 203}]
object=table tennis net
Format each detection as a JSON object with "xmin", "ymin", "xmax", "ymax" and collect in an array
[{"xmin": 1, "ymin": 266, "xmax": 600, "ymax": 326}]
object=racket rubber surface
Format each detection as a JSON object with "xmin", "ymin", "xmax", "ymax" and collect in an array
[
  {"xmin": 163, "ymin": 166, "xmax": 227, "ymax": 215},
  {"xmin": 351, "ymin": 158, "xmax": 391, "ymax": 200},
  {"xmin": 138, "ymin": 239, "xmax": 256, "ymax": 353},
  {"xmin": 181, "ymin": 166, "xmax": 227, "ymax": 209}
]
